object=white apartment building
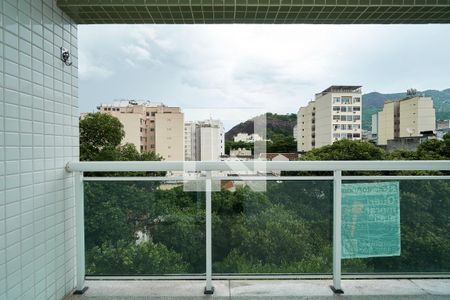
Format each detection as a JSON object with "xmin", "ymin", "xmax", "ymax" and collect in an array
[
  {"xmin": 98, "ymin": 100, "xmax": 184, "ymax": 161},
  {"xmin": 374, "ymin": 96, "xmax": 436, "ymax": 145},
  {"xmin": 233, "ymin": 133, "xmax": 264, "ymax": 143},
  {"xmin": 184, "ymin": 119, "xmax": 225, "ymax": 161},
  {"xmin": 297, "ymin": 86, "xmax": 362, "ymax": 152},
  {"xmin": 230, "ymin": 148, "xmax": 252, "ymax": 157},
  {"xmin": 184, "ymin": 121, "xmax": 197, "ymax": 161},
  {"xmin": 436, "ymin": 119, "xmax": 450, "ymax": 129}
]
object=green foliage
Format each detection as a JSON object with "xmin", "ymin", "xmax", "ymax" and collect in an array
[
  {"xmin": 83, "ymin": 127, "xmax": 450, "ymax": 276},
  {"xmin": 80, "ymin": 113, "xmax": 125, "ymax": 161},
  {"xmin": 225, "ymin": 141, "xmax": 254, "ymax": 155},
  {"xmin": 300, "ymin": 139, "xmax": 385, "ymax": 161},
  {"xmin": 80, "ymin": 112, "xmax": 164, "ymax": 176},
  {"xmin": 87, "ymin": 240, "xmax": 188, "ymax": 275},
  {"xmin": 266, "ymin": 134, "xmax": 297, "ymax": 153}
]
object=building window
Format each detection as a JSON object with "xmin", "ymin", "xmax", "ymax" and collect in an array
[
  {"xmin": 333, "ymin": 106, "xmax": 340, "ymax": 112},
  {"xmin": 353, "ymin": 106, "xmax": 360, "ymax": 111},
  {"xmin": 354, "ymin": 115, "xmax": 361, "ymax": 121},
  {"xmin": 150, "ymin": 128, "xmax": 154, "ymax": 132},
  {"xmin": 341, "ymin": 96, "xmax": 352, "ymax": 104},
  {"xmin": 333, "ymin": 97, "xmax": 340, "ymax": 103},
  {"xmin": 353, "ymin": 97, "xmax": 361, "ymax": 103},
  {"xmin": 333, "ymin": 115, "xmax": 340, "ymax": 121}
]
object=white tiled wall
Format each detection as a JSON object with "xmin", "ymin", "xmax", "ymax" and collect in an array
[{"xmin": 0, "ymin": 0, "xmax": 78, "ymax": 299}]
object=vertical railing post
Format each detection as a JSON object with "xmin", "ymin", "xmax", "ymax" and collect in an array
[
  {"xmin": 204, "ymin": 171, "xmax": 214, "ymax": 294},
  {"xmin": 74, "ymin": 172, "xmax": 88, "ymax": 294},
  {"xmin": 331, "ymin": 169, "xmax": 344, "ymax": 294}
]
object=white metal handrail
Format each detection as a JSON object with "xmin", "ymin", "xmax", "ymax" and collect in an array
[
  {"xmin": 67, "ymin": 160, "xmax": 450, "ymax": 295},
  {"xmin": 66, "ymin": 160, "xmax": 450, "ymax": 172}
]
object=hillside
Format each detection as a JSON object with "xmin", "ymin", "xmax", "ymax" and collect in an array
[
  {"xmin": 225, "ymin": 113, "xmax": 297, "ymax": 141},
  {"xmin": 362, "ymin": 88, "xmax": 450, "ymax": 130}
]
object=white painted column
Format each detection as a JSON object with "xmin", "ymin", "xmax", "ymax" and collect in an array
[
  {"xmin": 331, "ymin": 169, "xmax": 344, "ymax": 294},
  {"xmin": 74, "ymin": 172, "xmax": 88, "ymax": 294},
  {"xmin": 204, "ymin": 171, "xmax": 214, "ymax": 294}
]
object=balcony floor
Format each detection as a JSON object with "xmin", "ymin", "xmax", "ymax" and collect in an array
[{"xmin": 69, "ymin": 279, "xmax": 450, "ymax": 299}]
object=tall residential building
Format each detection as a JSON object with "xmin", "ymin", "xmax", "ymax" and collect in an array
[
  {"xmin": 98, "ymin": 100, "xmax": 184, "ymax": 161},
  {"xmin": 184, "ymin": 119, "xmax": 225, "ymax": 161},
  {"xmin": 297, "ymin": 86, "xmax": 362, "ymax": 152},
  {"xmin": 374, "ymin": 96, "xmax": 436, "ymax": 145}
]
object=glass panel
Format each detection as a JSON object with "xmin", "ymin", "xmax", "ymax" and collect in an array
[
  {"xmin": 212, "ymin": 180, "xmax": 333, "ymax": 274},
  {"xmin": 342, "ymin": 180, "xmax": 450, "ymax": 274},
  {"xmin": 84, "ymin": 180, "xmax": 206, "ymax": 275}
]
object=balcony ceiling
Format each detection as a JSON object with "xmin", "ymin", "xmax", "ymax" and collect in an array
[{"xmin": 57, "ymin": 0, "xmax": 450, "ymax": 24}]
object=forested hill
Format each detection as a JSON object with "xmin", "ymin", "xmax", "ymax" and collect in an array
[
  {"xmin": 362, "ymin": 88, "xmax": 450, "ymax": 130},
  {"xmin": 225, "ymin": 113, "xmax": 297, "ymax": 141}
]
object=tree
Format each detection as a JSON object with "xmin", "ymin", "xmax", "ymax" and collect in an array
[
  {"xmin": 266, "ymin": 134, "xmax": 297, "ymax": 153},
  {"xmin": 300, "ymin": 139, "xmax": 385, "ymax": 161},
  {"xmin": 80, "ymin": 113, "xmax": 125, "ymax": 161},
  {"xmin": 86, "ymin": 240, "xmax": 188, "ymax": 275}
]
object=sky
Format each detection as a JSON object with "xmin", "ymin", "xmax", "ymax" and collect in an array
[{"xmin": 78, "ymin": 24, "xmax": 450, "ymax": 130}]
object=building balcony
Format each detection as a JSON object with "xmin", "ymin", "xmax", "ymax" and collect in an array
[{"xmin": 61, "ymin": 160, "xmax": 450, "ymax": 298}]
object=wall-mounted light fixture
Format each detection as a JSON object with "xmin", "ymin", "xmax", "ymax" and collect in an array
[{"xmin": 60, "ymin": 47, "xmax": 72, "ymax": 66}]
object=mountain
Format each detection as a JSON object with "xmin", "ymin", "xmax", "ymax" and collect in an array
[
  {"xmin": 362, "ymin": 88, "xmax": 450, "ymax": 130},
  {"xmin": 225, "ymin": 113, "xmax": 297, "ymax": 141}
]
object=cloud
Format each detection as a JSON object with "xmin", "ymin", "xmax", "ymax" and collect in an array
[
  {"xmin": 78, "ymin": 24, "xmax": 450, "ymax": 126},
  {"xmin": 78, "ymin": 50, "xmax": 114, "ymax": 80}
]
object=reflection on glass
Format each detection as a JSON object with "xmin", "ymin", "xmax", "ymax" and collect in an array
[
  {"xmin": 212, "ymin": 180, "xmax": 333, "ymax": 274},
  {"xmin": 84, "ymin": 181, "xmax": 205, "ymax": 275}
]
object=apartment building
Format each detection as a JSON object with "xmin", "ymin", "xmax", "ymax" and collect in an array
[
  {"xmin": 98, "ymin": 100, "xmax": 184, "ymax": 161},
  {"xmin": 184, "ymin": 119, "xmax": 225, "ymax": 161},
  {"xmin": 233, "ymin": 133, "xmax": 265, "ymax": 143},
  {"xmin": 297, "ymin": 86, "xmax": 362, "ymax": 152},
  {"xmin": 436, "ymin": 119, "xmax": 450, "ymax": 130},
  {"xmin": 374, "ymin": 96, "xmax": 436, "ymax": 145}
]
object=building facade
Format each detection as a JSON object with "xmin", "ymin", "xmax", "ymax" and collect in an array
[
  {"xmin": 184, "ymin": 119, "xmax": 225, "ymax": 161},
  {"xmin": 374, "ymin": 96, "xmax": 436, "ymax": 145},
  {"xmin": 233, "ymin": 133, "xmax": 264, "ymax": 143},
  {"xmin": 436, "ymin": 119, "xmax": 450, "ymax": 130},
  {"xmin": 98, "ymin": 100, "xmax": 184, "ymax": 161},
  {"xmin": 297, "ymin": 86, "xmax": 362, "ymax": 152}
]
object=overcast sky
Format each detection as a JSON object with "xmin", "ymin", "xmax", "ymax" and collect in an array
[{"xmin": 78, "ymin": 24, "xmax": 450, "ymax": 130}]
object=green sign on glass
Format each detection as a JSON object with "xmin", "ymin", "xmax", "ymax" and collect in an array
[{"xmin": 342, "ymin": 182, "xmax": 401, "ymax": 259}]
